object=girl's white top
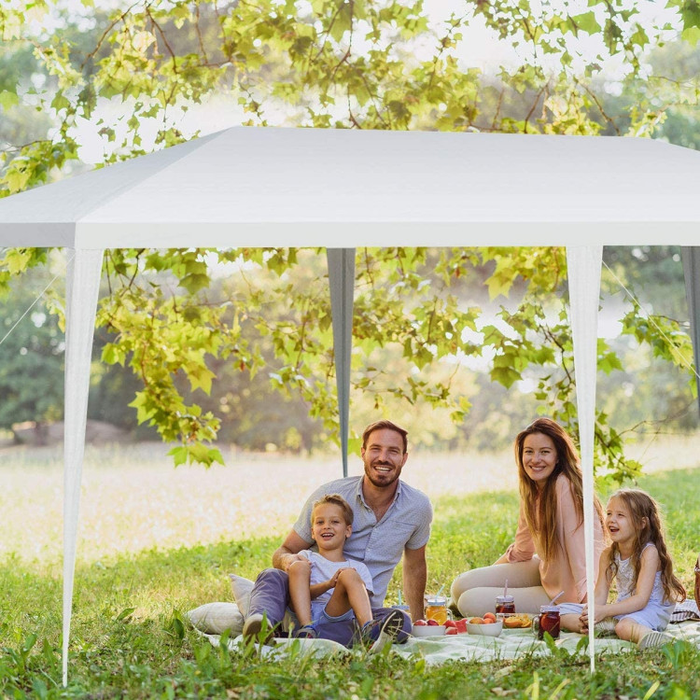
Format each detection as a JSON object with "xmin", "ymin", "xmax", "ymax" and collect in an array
[{"xmin": 614, "ymin": 542, "xmax": 673, "ymax": 613}]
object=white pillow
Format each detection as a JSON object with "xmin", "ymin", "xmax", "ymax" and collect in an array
[
  {"xmin": 187, "ymin": 602, "xmax": 244, "ymax": 635},
  {"xmin": 229, "ymin": 574, "xmax": 255, "ymax": 616}
]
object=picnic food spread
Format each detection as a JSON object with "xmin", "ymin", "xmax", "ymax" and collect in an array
[
  {"xmin": 413, "ymin": 611, "xmax": 521, "ymax": 638},
  {"xmin": 416, "ymin": 586, "xmax": 534, "ymax": 639}
]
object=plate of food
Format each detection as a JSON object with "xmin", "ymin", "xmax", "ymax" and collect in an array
[
  {"xmin": 501, "ymin": 613, "xmax": 533, "ymax": 629},
  {"xmin": 465, "ymin": 613, "xmax": 503, "ymax": 637},
  {"xmin": 412, "ymin": 620, "xmax": 446, "ymax": 637}
]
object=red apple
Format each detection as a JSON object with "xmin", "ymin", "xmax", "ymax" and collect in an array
[
  {"xmin": 413, "ymin": 619, "xmax": 428, "ymax": 626},
  {"xmin": 445, "ymin": 627, "xmax": 459, "ymax": 635},
  {"xmin": 427, "ymin": 619, "xmax": 439, "ymax": 626}
]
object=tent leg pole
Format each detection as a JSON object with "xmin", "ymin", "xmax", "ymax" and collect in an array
[
  {"xmin": 681, "ymin": 247, "xmax": 700, "ymax": 412},
  {"xmin": 62, "ymin": 248, "xmax": 103, "ymax": 687},
  {"xmin": 327, "ymin": 248, "xmax": 355, "ymax": 477},
  {"xmin": 566, "ymin": 245, "xmax": 603, "ymax": 674}
]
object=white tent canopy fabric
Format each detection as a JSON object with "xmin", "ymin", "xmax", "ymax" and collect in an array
[
  {"xmin": 3, "ymin": 128, "xmax": 700, "ymax": 248},
  {"xmin": 1, "ymin": 127, "xmax": 700, "ymax": 684}
]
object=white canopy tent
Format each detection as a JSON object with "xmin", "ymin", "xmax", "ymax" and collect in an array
[{"xmin": 1, "ymin": 127, "xmax": 700, "ymax": 683}]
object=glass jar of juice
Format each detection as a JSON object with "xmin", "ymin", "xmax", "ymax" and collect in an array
[
  {"xmin": 495, "ymin": 595, "xmax": 515, "ymax": 615},
  {"xmin": 534, "ymin": 605, "xmax": 560, "ymax": 640},
  {"xmin": 425, "ymin": 596, "xmax": 448, "ymax": 624}
]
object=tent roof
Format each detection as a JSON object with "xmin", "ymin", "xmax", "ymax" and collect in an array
[{"xmin": 1, "ymin": 127, "xmax": 700, "ymax": 249}]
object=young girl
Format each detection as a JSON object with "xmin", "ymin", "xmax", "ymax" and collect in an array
[
  {"xmin": 580, "ymin": 488, "xmax": 685, "ymax": 649},
  {"xmin": 451, "ymin": 418, "xmax": 605, "ymax": 630}
]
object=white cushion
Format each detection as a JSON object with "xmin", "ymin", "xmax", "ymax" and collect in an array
[
  {"xmin": 187, "ymin": 602, "xmax": 244, "ymax": 635},
  {"xmin": 229, "ymin": 574, "xmax": 254, "ymax": 615}
]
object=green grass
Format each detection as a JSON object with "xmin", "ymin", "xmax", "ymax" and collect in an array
[{"xmin": 2, "ymin": 464, "xmax": 700, "ymax": 698}]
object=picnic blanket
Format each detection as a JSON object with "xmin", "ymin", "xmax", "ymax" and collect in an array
[
  {"xmin": 195, "ymin": 595, "xmax": 700, "ymax": 663},
  {"xmin": 203, "ymin": 620, "xmax": 700, "ymax": 665}
]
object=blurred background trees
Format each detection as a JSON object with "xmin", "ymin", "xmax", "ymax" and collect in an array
[{"xmin": 0, "ymin": 256, "xmax": 64, "ymax": 442}]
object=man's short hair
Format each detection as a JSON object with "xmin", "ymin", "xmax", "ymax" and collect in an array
[
  {"xmin": 311, "ymin": 493, "xmax": 354, "ymax": 526},
  {"xmin": 361, "ymin": 420, "xmax": 408, "ymax": 454}
]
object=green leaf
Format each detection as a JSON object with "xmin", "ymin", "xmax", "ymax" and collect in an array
[
  {"xmin": 101, "ymin": 343, "xmax": 123, "ymax": 366},
  {"xmin": 207, "ymin": 448, "xmax": 225, "ymax": 466},
  {"xmin": 0, "ymin": 90, "xmax": 19, "ymax": 110},
  {"xmin": 187, "ymin": 364, "xmax": 216, "ymax": 394},
  {"xmin": 680, "ymin": 0, "xmax": 700, "ymax": 30},
  {"xmin": 598, "ymin": 351, "xmax": 623, "ymax": 374},
  {"xmin": 490, "ymin": 366, "xmax": 522, "ymax": 389},
  {"xmin": 129, "ymin": 392, "xmax": 154, "ymax": 424},
  {"xmin": 328, "ymin": 1, "xmax": 353, "ymax": 42},
  {"xmin": 167, "ymin": 446, "xmax": 189, "ymax": 467},
  {"xmin": 681, "ymin": 25, "xmax": 700, "ymax": 44},
  {"xmin": 51, "ymin": 92, "xmax": 71, "ymax": 112},
  {"xmin": 571, "ymin": 11, "xmax": 601, "ymax": 34}
]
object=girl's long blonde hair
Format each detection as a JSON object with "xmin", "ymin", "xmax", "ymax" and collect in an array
[
  {"xmin": 607, "ymin": 488, "xmax": 686, "ymax": 603},
  {"xmin": 515, "ymin": 418, "xmax": 604, "ymax": 563}
]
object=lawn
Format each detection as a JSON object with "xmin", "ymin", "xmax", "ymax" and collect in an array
[{"xmin": 1, "ymin": 440, "xmax": 700, "ymax": 698}]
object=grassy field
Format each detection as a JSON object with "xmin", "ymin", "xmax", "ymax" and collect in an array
[
  {"xmin": 0, "ymin": 441, "xmax": 525, "ymax": 566},
  {"xmin": 1, "ymin": 439, "xmax": 700, "ymax": 698}
]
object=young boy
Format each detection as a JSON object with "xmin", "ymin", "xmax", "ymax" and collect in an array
[{"xmin": 287, "ymin": 494, "xmax": 404, "ymax": 651}]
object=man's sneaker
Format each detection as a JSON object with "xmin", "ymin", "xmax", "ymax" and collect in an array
[
  {"xmin": 361, "ymin": 609, "xmax": 405, "ymax": 654},
  {"xmin": 242, "ymin": 612, "xmax": 275, "ymax": 645},
  {"xmin": 294, "ymin": 624, "xmax": 318, "ymax": 639},
  {"xmin": 638, "ymin": 631, "xmax": 674, "ymax": 650}
]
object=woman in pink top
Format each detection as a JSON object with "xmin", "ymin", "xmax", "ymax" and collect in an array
[{"xmin": 451, "ymin": 418, "xmax": 605, "ymax": 629}]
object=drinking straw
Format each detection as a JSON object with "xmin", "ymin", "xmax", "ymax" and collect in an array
[
  {"xmin": 549, "ymin": 590, "xmax": 565, "ymax": 605},
  {"xmin": 504, "ymin": 579, "xmax": 509, "ymax": 597}
]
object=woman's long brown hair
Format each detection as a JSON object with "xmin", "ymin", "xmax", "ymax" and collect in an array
[
  {"xmin": 606, "ymin": 488, "xmax": 686, "ymax": 603},
  {"xmin": 514, "ymin": 417, "xmax": 604, "ymax": 563}
]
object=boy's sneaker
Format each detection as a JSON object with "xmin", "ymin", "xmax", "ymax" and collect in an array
[
  {"xmin": 361, "ymin": 609, "xmax": 405, "ymax": 653},
  {"xmin": 638, "ymin": 631, "xmax": 674, "ymax": 650},
  {"xmin": 294, "ymin": 624, "xmax": 318, "ymax": 639},
  {"xmin": 242, "ymin": 612, "xmax": 275, "ymax": 645}
]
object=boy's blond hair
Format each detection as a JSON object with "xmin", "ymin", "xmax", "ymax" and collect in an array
[{"xmin": 311, "ymin": 494, "xmax": 354, "ymax": 526}]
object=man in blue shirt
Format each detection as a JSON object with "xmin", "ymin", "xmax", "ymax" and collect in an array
[{"xmin": 243, "ymin": 419, "xmax": 433, "ymax": 649}]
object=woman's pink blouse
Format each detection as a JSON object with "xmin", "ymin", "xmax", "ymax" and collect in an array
[{"xmin": 504, "ymin": 473, "xmax": 605, "ymax": 603}]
